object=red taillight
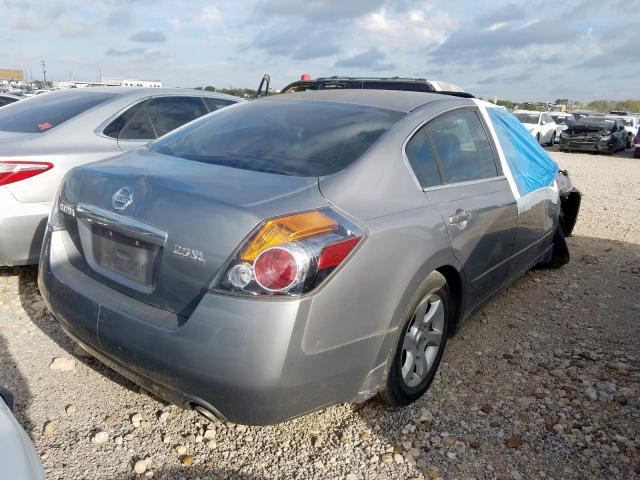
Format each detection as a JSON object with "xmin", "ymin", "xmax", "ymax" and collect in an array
[
  {"xmin": 0, "ymin": 161, "xmax": 53, "ymax": 186},
  {"xmin": 254, "ymin": 247, "xmax": 299, "ymax": 291},
  {"xmin": 318, "ymin": 237, "xmax": 360, "ymax": 270},
  {"xmin": 217, "ymin": 208, "xmax": 364, "ymax": 297}
]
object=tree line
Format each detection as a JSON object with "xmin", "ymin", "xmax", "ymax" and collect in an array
[
  {"xmin": 494, "ymin": 98, "xmax": 640, "ymax": 113},
  {"xmin": 585, "ymin": 99, "xmax": 640, "ymax": 114}
]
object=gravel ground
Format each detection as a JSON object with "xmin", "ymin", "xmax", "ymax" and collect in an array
[{"xmin": 1, "ymin": 149, "xmax": 638, "ymax": 480}]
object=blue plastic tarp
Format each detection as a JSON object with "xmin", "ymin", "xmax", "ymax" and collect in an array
[{"xmin": 487, "ymin": 107, "xmax": 558, "ymax": 197}]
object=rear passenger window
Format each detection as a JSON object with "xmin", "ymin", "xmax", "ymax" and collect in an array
[
  {"xmin": 103, "ymin": 100, "xmax": 148, "ymax": 139},
  {"xmin": 146, "ymin": 97, "xmax": 208, "ymax": 137},
  {"xmin": 427, "ymin": 110, "xmax": 497, "ymax": 184},
  {"xmin": 118, "ymin": 105, "xmax": 156, "ymax": 140},
  {"xmin": 204, "ymin": 97, "xmax": 236, "ymax": 111},
  {"xmin": 405, "ymin": 129, "xmax": 442, "ymax": 188}
]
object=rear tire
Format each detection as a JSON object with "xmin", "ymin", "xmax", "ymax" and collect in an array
[
  {"xmin": 378, "ymin": 272, "xmax": 451, "ymax": 407},
  {"xmin": 536, "ymin": 132, "xmax": 541, "ymax": 144}
]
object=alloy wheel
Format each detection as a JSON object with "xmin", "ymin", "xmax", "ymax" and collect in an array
[{"xmin": 400, "ymin": 294, "xmax": 445, "ymax": 388}]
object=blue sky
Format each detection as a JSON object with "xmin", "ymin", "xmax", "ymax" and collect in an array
[{"xmin": 1, "ymin": 0, "xmax": 638, "ymax": 101}]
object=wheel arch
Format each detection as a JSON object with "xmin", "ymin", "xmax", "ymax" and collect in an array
[{"xmin": 435, "ymin": 265, "xmax": 464, "ymax": 336}]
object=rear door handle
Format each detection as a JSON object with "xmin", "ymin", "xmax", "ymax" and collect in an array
[{"xmin": 449, "ymin": 210, "xmax": 471, "ymax": 225}]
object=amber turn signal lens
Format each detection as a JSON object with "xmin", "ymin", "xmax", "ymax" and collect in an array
[{"xmin": 240, "ymin": 211, "xmax": 338, "ymax": 261}]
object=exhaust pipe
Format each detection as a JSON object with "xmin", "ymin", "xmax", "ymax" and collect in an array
[{"xmin": 190, "ymin": 402, "xmax": 225, "ymax": 423}]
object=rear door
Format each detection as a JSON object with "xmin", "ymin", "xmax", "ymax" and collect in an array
[
  {"xmin": 111, "ymin": 96, "xmax": 210, "ymax": 152},
  {"xmin": 406, "ymin": 108, "xmax": 517, "ymax": 307}
]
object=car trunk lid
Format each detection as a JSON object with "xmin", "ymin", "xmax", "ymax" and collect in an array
[{"xmin": 59, "ymin": 148, "xmax": 326, "ymax": 317}]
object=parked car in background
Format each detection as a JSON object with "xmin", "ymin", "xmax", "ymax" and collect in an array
[
  {"xmin": 608, "ymin": 115, "xmax": 639, "ymax": 148},
  {"xmin": 549, "ymin": 112, "xmax": 575, "ymax": 143},
  {"xmin": 40, "ymin": 90, "xmax": 579, "ymax": 426},
  {"xmin": 0, "ymin": 386, "xmax": 45, "ymax": 480},
  {"xmin": 633, "ymin": 129, "xmax": 640, "ymax": 158},
  {"xmin": 569, "ymin": 110, "xmax": 595, "ymax": 120},
  {"xmin": 0, "ymin": 93, "xmax": 21, "ymax": 107},
  {"xmin": 0, "ymin": 88, "xmax": 239, "ymax": 266},
  {"xmin": 513, "ymin": 110, "xmax": 557, "ymax": 145},
  {"xmin": 559, "ymin": 116, "xmax": 627, "ymax": 154},
  {"xmin": 281, "ymin": 76, "xmax": 472, "ymax": 96}
]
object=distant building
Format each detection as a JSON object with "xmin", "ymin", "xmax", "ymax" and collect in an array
[
  {"xmin": 0, "ymin": 68, "xmax": 25, "ymax": 84},
  {"xmin": 53, "ymin": 78, "xmax": 163, "ymax": 89},
  {"xmin": 120, "ymin": 79, "xmax": 162, "ymax": 88}
]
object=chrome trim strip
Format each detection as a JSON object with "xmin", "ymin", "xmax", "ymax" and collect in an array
[
  {"xmin": 75, "ymin": 203, "xmax": 167, "ymax": 246},
  {"xmin": 422, "ymin": 175, "xmax": 507, "ymax": 192}
]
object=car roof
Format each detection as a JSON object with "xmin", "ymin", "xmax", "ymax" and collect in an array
[
  {"xmin": 262, "ymin": 89, "xmax": 470, "ymax": 113},
  {"xmin": 44, "ymin": 87, "xmax": 240, "ymax": 102}
]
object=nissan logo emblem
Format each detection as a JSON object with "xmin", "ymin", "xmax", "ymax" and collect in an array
[{"xmin": 112, "ymin": 187, "xmax": 134, "ymax": 211}]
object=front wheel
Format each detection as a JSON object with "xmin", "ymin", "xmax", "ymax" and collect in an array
[
  {"xmin": 536, "ymin": 132, "xmax": 541, "ymax": 144},
  {"xmin": 378, "ymin": 272, "xmax": 451, "ymax": 406},
  {"xmin": 547, "ymin": 132, "xmax": 556, "ymax": 146}
]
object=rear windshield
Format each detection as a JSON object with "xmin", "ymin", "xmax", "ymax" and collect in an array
[
  {"xmin": 151, "ymin": 100, "xmax": 404, "ymax": 176},
  {"xmin": 0, "ymin": 91, "xmax": 115, "ymax": 133},
  {"xmin": 514, "ymin": 113, "xmax": 540, "ymax": 124}
]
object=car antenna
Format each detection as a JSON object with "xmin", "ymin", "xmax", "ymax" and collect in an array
[{"xmin": 255, "ymin": 74, "xmax": 270, "ymax": 98}]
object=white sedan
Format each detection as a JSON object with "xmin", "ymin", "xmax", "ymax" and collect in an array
[
  {"xmin": 513, "ymin": 110, "xmax": 557, "ymax": 145},
  {"xmin": 0, "ymin": 387, "xmax": 45, "ymax": 480}
]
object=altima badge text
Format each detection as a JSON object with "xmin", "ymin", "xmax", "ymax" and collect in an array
[
  {"xmin": 112, "ymin": 187, "xmax": 134, "ymax": 211},
  {"xmin": 59, "ymin": 201, "xmax": 75, "ymax": 217},
  {"xmin": 173, "ymin": 244, "xmax": 206, "ymax": 263}
]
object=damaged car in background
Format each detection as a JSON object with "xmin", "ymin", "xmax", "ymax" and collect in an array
[{"xmin": 559, "ymin": 116, "xmax": 628, "ymax": 154}]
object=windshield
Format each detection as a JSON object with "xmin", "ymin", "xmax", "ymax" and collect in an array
[
  {"xmin": 578, "ymin": 117, "xmax": 615, "ymax": 129},
  {"xmin": 0, "ymin": 91, "xmax": 115, "ymax": 133},
  {"xmin": 151, "ymin": 100, "xmax": 404, "ymax": 177},
  {"xmin": 551, "ymin": 115, "xmax": 569, "ymax": 125},
  {"xmin": 514, "ymin": 113, "xmax": 540, "ymax": 124}
]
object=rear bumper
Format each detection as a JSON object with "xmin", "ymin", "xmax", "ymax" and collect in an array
[
  {"xmin": 0, "ymin": 188, "xmax": 49, "ymax": 266},
  {"xmin": 39, "ymin": 228, "xmax": 383, "ymax": 425}
]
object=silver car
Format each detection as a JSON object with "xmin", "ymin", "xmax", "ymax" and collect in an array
[
  {"xmin": 0, "ymin": 93, "xmax": 22, "ymax": 107},
  {"xmin": 0, "ymin": 386, "xmax": 45, "ymax": 480},
  {"xmin": 39, "ymin": 90, "xmax": 580, "ymax": 425},
  {"xmin": 0, "ymin": 88, "xmax": 239, "ymax": 266}
]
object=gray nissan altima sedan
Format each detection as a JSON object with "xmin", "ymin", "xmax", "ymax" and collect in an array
[
  {"xmin": 0, "ymin": 87, "xmax": 239, "ymax": 266},
  {"xmin": 39, "ymin": 90, "xmax": 580, "ymax": 425}
]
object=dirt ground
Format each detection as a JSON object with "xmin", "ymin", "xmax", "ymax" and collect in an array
[{"xmin": 0, "ymin": 149, "xmax": 638, "ymax": 480}]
